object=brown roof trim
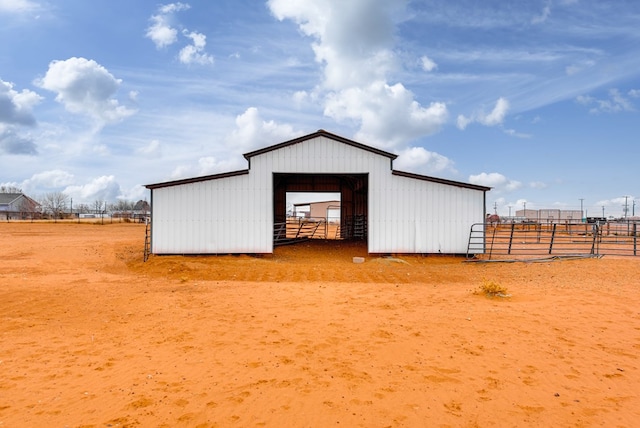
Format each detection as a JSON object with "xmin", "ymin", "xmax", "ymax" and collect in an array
[
  {"xmin": 145, "ymin": 169, "xmax": 249, "ymax": 190},
  {"xmin": 392, "ymin": 170, "xmax": 491, "ymax": 191},
  {"xmin": 243, "ymin": 129, "xmax": 398, "ymax": 161}
]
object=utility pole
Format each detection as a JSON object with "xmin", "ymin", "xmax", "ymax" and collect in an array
[
  {"xmin": 623, "ymin": 196, "xmax": 629, "ymax": 218},
  {"xmin": 493, "ymin": 201, "xmax": 498, "ymax": 214},
  {"xmin": 579, "ymin": 198, "xmax": 584, "ymax": 222},
  {"xmin": 508, "ymin": 205, "xmax": 512, "ymax": 217},
  {"xmin": 602, "ymin": 206, "xmax": 605, "ymax": 218}
]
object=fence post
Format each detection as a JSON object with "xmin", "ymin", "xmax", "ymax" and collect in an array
[
  {"xmin": 634, "ymin": 223, "xmax": 637, "ymax": 256},
  {"xmin": 549, "ymin": 223, "xmax": 556, "ymax": 254},
  {"xmin": 590, "ymin": 223, "xmax": 599, "ymax": 255},
  {"xmin": 508, "ymin": 222, "xmax": 515, "ymax": 255}
]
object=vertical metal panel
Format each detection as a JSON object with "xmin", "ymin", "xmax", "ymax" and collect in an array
[
  {"xmin": 368, "ymin": 174, "xmax": 484, "ymax": 254},
  {"xmin": 151, "ymin": 172, "xmax": 272, "ymax": 254}
]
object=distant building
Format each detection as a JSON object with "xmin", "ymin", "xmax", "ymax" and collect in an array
[
  {"xmin": 0, "ymin": 193, "xmax": 40, "ymax": 220},
  {"xmin": 293, "ymin": 200, "xmax": 340, "ymax": 222},
  {"xmin": 514, "ymin": 209, "xmax": 583, "ymax": 223}
]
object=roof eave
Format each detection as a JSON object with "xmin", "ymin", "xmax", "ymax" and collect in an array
[
  {"xmin": 392, "ymin": 170, "xmax": 491, "ymax": 191},
  {"xmin": 145, "ymin": 169, "xmax": 250, "ymax": 190}
]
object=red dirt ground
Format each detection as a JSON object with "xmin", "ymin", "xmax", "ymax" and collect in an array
[{"xmin": 1, "ymin": 222, "xmax": 639, "ymax": 427}]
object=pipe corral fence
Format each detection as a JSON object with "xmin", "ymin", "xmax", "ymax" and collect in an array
[
  {"xmin": 274, "ymin": 214, "xmax": 365, "ymax": 245},
  {"xmin": 468, "ymin": 220, "xmax": 639, "ymax": 259}
]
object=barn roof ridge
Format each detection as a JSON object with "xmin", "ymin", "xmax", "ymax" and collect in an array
[{"xmin": 243, "ymin": 129, "xmax": 398, "ymax": 161}]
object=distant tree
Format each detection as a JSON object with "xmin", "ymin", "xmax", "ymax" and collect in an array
[
  {"xmin": 93, "ymin": 200, "xmax": 106, "ymax": 215},
  {"xmin": 0, "ymin": 185, "xmax": 23, "ymax": 193},
  {"xmin": 134, "ymin": 199, "xmax": 150, "ymax": 212},
  {"xmin": 41, "ymin": 192, "xmax": 69, "ymax": 221},
  {"xmin": 76, "ymin": 203, "xmax": 90, "ymax": 214},
  {"xmin": 111, "ymin": 199, "xmax": 134, "ymax": 212}
]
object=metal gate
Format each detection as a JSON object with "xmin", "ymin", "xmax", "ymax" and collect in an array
[{"xmin": 467, "ymin": 221, "xmax": 639, "ymax": 259}]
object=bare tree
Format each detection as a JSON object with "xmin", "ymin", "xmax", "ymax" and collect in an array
[
  {"xmin": 41, "ymin": 192, "xmax": 70, "ymax": 221},
  {"xmin": 93, "ymin": 200, "xmax": 105, "ymax": 215},
  {"xmin": 0, "ymin": 185, "xmax": 23, "ymax": 193}
]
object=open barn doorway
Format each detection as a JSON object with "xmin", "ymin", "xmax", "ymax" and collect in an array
[
  {"xmin": 287, "ymin": 192, "xmax": 341, "ymax": 239},
  {"xmin": 273, "ymin": 173, "xmax": 368, "ymax": 246}
]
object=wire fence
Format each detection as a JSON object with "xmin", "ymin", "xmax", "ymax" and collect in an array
[{"xmin": 468, "ymin": 220, "xmax": 639, "ymax": 259}]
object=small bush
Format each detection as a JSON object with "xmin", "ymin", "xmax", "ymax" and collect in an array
[{"xmin": 477, "ymin": 279, "xmax": 510, "ymax": 298}]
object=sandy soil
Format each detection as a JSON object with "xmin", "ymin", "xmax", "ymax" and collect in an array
[{"xmin": 1, "ymin": 222, "xmax": 639, "ymax": 427}]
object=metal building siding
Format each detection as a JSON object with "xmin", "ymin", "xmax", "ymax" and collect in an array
[
  {"xmin": 251, "ymin": 136, "xmax": 391, "ymax": 174},
  {"xmin": 368, "ymin": 174, "xmax": 483, "ymax": 253},
  {"xmin": 148, "ymin": 133, "xmax": 486, "ymax": 255},
  {"xmin": 151, "ymin": 173, "xmax": 272, "ymax": 254}
]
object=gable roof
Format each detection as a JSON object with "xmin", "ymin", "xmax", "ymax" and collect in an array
[
  {"xmin": 243, "ymin": 129, "xmax": 397, "ymax": 161},
  {"xmin": 145, "ymin": 130, "xmax": 490, "ymax": 192},
  {"xmin": 0, "ymin": 193, "xmax": 23, "ymax": 205}
]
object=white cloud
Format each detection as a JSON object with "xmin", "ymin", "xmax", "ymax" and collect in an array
[
  {"xmin": 226, "ymin": 107, "xmax": 302, "ymax": 152},
  {"xmin": 268, "ymin": 0, "xmax": 401, "ymax": 88},
  {"xmin": 503, "ymin": 128, "xmax": 531, "ymax": 138},
  {"xmin": 63, "ymin": 175, "xmax": 121, "ymax": 203},
  {"xmin": 169, "ymin": 156, "xmax": 242, "ymax": 180},
  {"xmin": 565, "ymin": 59, "xmax": 595, "ymax": 76},
  {"xmin": 469, "ymin": 172, "xmax": 522, "ymax": 192},
  {"xmin": 0, "ymin": 127, "xmax": 37, "ymax": 154},
  {"xmin": 576, "ymin": 88, "xmax": 635, "ymax": 113},
  {"xmin": 179, "ymin": 30, "xmax": 214, "ymax": 65},
  {"xmin": 146, "ymin": 3, "xmax": 213, "ymax": 66},
  {"xmin": 35, "ymin": 57, "xmax": 137, "ymax": 123},
  {"xmin": 629, "ymin": 89, "xmax": 640, "ymax": 98},
  {"xmin": 325, "ymin": 81, "xmax": 448, "ymax": 148},
  {"xmin": 420, "ymin": 55, "xmax": 438, "ymax": 72},
  {"xmin": 268, "ymin": 0, "xmax": 445, "ymax": 148},
  {"xmin": 0, "ymin": 78, "xmax": 42, "ymax": 126},
  {"xmin": 136, "ymin": 139, "xmax": 161, "ymax": 157},
  {"xmin": 21, "ymin": 169, "xmax": 75, "ymax": 192},
  {"xmin": 457, "ymin": 97, "xmax": 510, "ymax": 130},
  {"xmin": 531, "ymin": 4, "xmax": 551, "ymax": 24},
  {"xmin": 146, "ymin": 2, "xmax": 191, "ymax": 49},
  {"xmin": 530, "ymin": 181, "xmax": 547, "ymax": 189},
  {"xmin": 0, "ymin": 0, "xmax": 39, "ymax": 13},
  {"xmin": 394, "ymin": 146, "xmax": 456, "ymax": 175}
]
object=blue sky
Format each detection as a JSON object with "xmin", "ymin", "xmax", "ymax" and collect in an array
[{"xmin": 1, "ymin": 0, "xmax": 638, "ymax": 217}]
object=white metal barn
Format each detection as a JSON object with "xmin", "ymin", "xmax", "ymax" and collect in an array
[{"xmin": 145, "ymin": 130, "xmax": 489, "ymax": 255}]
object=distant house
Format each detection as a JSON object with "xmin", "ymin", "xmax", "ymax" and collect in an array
[
  {"xmin": 293, "ymin": 200, "xmax": 341, "ymax": 222},
  {"xmin": 0, "ymin": 193, "xmax": 40, "ymax": 220}
]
